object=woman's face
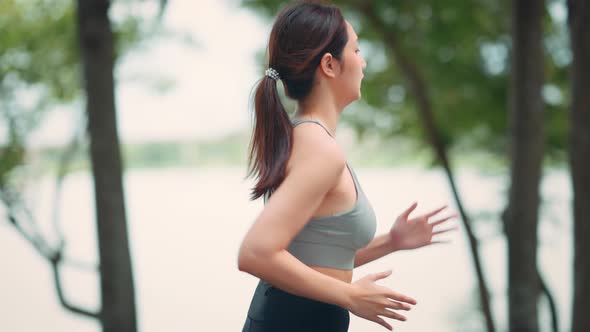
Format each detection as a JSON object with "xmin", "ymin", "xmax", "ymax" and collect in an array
[{"xmin": 336, "ymin": 20, "xmax": 367, "ymax": 105}]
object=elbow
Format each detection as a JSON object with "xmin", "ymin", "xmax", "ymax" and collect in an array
[
  {"xmin": 237, "ymin": 247, "xmax": 253, "ymax": 272},
  {"xmin": 237, "ymin": 241, "xmax": 275, "ymax": 273},
  {"xmin": 237, "ymin": 243, "xmax": 260, "ymax": 273}
]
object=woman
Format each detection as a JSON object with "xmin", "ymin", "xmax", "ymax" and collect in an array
[{"xmin": 238, "ymin": 1, "xmax": 457, "ymax": 331}]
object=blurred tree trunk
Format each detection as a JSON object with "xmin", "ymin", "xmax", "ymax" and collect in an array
[
  {"xmin": 75, "ymin": 1, "xmax": 137, "ymax": 331},
  {"xmin": 355, "ymin": 3, "xmax": 496, "ymax": 331},
  {"xmin": 567, "ymin": 1, "xmax": 590, "ymax": 331},
  {"xmin": 504, "ymin": 0, "xmax": 544, "ymax": 330}
]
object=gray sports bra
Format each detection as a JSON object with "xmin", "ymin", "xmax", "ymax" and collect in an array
[{"xmin": 283, "ymin": 118, "xmax": 377, "ymax": 270}]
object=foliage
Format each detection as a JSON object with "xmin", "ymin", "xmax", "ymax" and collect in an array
[
  {"xmin": 242, "ymin": 0, "xmax": 570, "ymax": 164},
  {"xmin": 0, "ymin": 0, "xmax": 160, "ymax": 184}
]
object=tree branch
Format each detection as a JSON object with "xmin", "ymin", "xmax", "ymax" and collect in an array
[
  {"xmin": 356, "ymin": 3, "xmax": 496, "ymax": 331},
  {"xmin": 1, "ymin": 121, "xmax": 99, "ymax": 320}
]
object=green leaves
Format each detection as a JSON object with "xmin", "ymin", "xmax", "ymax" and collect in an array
[
  {"xmin": 0, "ymin": 0, "xmax": 155, "ymax": 183},
  {"xmin": 241, "ymin": 0, "xmax": 570, "ymax": 164}
]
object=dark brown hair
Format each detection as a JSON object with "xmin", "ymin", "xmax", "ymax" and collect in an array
[{"xmin": 247, "ymin": 0, "xmax": 348, "ymax": 200}]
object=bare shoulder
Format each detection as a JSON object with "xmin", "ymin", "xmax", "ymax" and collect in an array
[
  {"xmin": 237, "ymin": 123, "xmax": 347, "ymax": 257},
  {"xmin": 288, "ymin": 122, "xmax": 346, "ymax": 175}
]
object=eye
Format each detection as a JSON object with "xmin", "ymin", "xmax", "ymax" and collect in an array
[{"xmin": 355, "ymin": 48, "xmax": 360, "ymax": 54}]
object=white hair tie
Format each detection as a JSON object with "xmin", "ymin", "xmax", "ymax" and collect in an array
[{"xmin": 265, "ymin": 68, "xmax": 281, "ymax": 81}]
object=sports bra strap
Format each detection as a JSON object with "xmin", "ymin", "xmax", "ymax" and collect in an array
[{"xmin": 291, "ymin": 117, "xmax": 333, "ymax": 138}]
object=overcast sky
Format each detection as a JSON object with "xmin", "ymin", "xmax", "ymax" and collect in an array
[
  {"xmin": 16, "ymin": 0, "xmax": 568, "ymax": 148},
  {"xmin": 27, "ymin": 0, "xmax": 270, "ymax": 147}
]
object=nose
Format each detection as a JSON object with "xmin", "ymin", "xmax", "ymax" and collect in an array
[{"xmin": 362, "ymin": 57, "xmax": 367, "ymax": 69}]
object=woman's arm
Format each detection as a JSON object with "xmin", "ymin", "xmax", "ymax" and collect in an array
[
  {"xmin": 353, "ymin": 233, "xmax": 399, "ymax": 268},
  {"xmin": 354, "ymin": 203, "xmax": 458, "ymax": 268},
  {"xmin": 238, "ymin": 124, "xmax": 418, "ymax": 330},
  {"xmin": 238, "ymin": 124, "xmax": 354, "ymax": 307}
]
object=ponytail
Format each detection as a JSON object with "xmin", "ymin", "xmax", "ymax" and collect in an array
[
  {"xmin": 246, "ymin": 1, "xmax": 348, "ymax": 200},
  {"xmin": 247, "ymin": 75, "xmax": 293, "ymax": 200}
]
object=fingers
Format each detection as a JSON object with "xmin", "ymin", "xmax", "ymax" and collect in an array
[
  {"xmin": 387, "ymin": 299, "xmax": 412, "ymax": 311},
  {"xmin": 364, "ymin": 270, "xmax": 417, "ymax": 330},
  {"xmin": 387, "ymin": 290, "xmax": 417, "ymax": 305},
  {"xmin": 373, "ymin": 316, "xmax": 393, "ymax": 330},
  {"xmin": 432, "ymin": 226, "xmax": 459, "ymax": 236},
  {"xmin": 424, "ymin": 204, "xmax": 448, "ymax": 218},
  {"xmin": 370, "ymin": 269, "xmax": 393, "ymax": 281},
  {"xmin": 401, "ymin": 202, "xmax": 418, "ymax": 219},
  {"xmin": 381, "ymin": 308, "xmax": 407, "ymax": 322},
  {"xmin": 429, "ymin": 214, "xmax": 457, "ymax": 227},
  {"xmin": 372, "ymin": 308, "xmax": 409, "ymax": 331}
]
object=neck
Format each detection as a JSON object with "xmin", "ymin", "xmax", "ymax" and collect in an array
[{"xmin": 295, "ymin": 84, "xmax": 343, "ymax": 136}]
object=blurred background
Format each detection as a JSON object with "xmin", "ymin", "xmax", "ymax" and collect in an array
[{"xmin": 1, "ymin": 0, "xmax": 587, "ymax": 331}]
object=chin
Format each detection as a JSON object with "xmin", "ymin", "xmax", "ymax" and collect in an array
[{"xmin": 342, "ymin": 90, "xmax": 362, "ymax": 105}]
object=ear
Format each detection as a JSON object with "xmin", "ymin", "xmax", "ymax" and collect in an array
[{"xmin": 319, "ymin": 52, "xmax": 340, "ymax": 78}]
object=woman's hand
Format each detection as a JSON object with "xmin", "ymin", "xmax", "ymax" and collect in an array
[
  {"xmin": 389, "ymin": 202, "xmax": 458, "ymax": 251},
  {"xmin": 347, "ymin": 270, "xmax": 416, "ymax": 330}
]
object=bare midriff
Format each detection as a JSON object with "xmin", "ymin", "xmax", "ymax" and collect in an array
[{"xmin": 310, "ymin": 265, "xmax": 353, "ymax": 284}]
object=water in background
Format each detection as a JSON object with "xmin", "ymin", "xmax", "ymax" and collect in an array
[{"xmin": 0, "ymin": 166, "xmax": 571, "ymax": 332}]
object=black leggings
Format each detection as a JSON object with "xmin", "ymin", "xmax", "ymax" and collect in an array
[{"xmin": 242, "ymin": 279, "xmax": 350, "ymax": 332}]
